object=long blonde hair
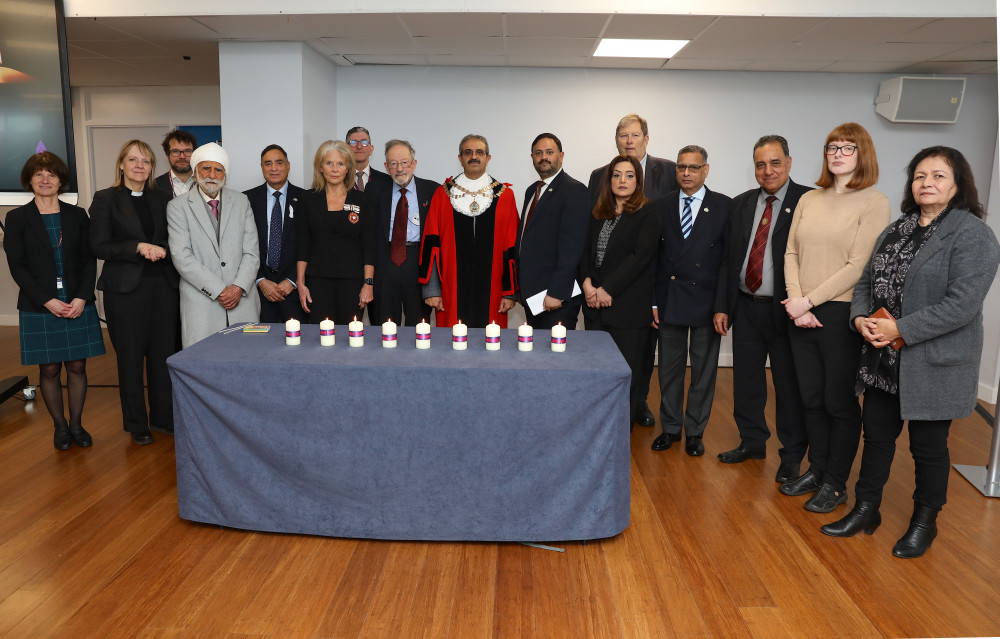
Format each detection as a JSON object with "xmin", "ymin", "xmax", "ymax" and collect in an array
[{"xmin": 311, "ymin": 140, "xmax": 356, "ymax": 191}]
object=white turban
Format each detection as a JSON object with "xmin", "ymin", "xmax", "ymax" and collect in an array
[{"xmin": 190, "ymin": 142, "xmax": 230, "ymax": 175}]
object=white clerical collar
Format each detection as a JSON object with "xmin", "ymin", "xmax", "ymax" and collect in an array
[{"xmin": 450, "ymin": 173, "xmax": 496, "ymax": 217}]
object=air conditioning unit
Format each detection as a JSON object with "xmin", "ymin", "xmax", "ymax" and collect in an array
[{"xmin": 875, "ymin": 76, "xmax": 965, "ymax": 124}]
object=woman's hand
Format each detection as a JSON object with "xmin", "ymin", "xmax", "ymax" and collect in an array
[
  {"xmin": 137, "ymin": 242, "xmax": 166, "ymax": 262},
  {"xmin": 43, "ymin": 298, "xmax": 72, "ymax": 317},
  {"xmin": 298, "ymin": 281, "xmax": 312, "ymax": 314},
  {"xmin": 65, "ymin": 298, "xmax": 86, "ymax": 319},
  {"xmin": 782, "ymin": 296, "xmax": 813, "ymax": 319},
  {"xmin": 793, "ymin": 310, "xmax": 823, "ymax": 328},
  {"xmin": 359, "ymin": 283, "xmax": 374, "ymax": 309},
  {"xmin": 860, "ymin": 315, "xmax": 898, "ymax": 348}
]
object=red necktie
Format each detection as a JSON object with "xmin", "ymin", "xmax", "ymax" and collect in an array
[
  {"xmin": 523, "ymin": 181, "xmax": 544, "ymax": 228},
  {"xmin": 209, "ymin": 199, "xmax": 219, "ymax": 220},
  {"xmin": 744, "ymin": 195, "xmax": 775, "ymax": 293},
  {"xmin": 390, "ymin": 187, "xmax": 408, "ymax": 266},
  {"xmin": 355, "ymin": 171, "xmax": 365, "ymax": 192}
]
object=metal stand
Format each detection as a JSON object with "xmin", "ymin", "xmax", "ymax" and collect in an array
[{"xmin": 954, "ymin": 363, "xmax": 1000, "ymax": 498}]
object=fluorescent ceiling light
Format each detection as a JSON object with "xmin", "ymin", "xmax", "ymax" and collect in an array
[{"xmin": 594, "ymin": 39, "xmax": 689, "ymax": 58}]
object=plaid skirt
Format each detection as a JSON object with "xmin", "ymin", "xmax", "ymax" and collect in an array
[{"xmin": 19, "ymin": 303, "xmax": 106, "ymax": 365}]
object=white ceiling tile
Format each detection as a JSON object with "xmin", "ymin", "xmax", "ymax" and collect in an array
[
  {"xmin": 294, "ymin": 13, "xmax": 410, "ymax": 38},
  {"xmin": 844, "ymin": 42, "xmax": 967, "ymax": 61},
  {"xmin": 898, "ymin": 18, "xmax": 997, "ymax": 43},
  {"xmin": 803, "ymin": 17, "xmax": 935, "ymax": 41},
  {"xmin": 320, "ymin": 37, "xmax": 419, "ymax": 55},
  {"xmin": 898, "ymin": 60, "xmax": 999, "ymax": 74},
  {"xmin": 413, "ymin": 35, "xmax": 505, "ymax": 55},
  {"xmin": 930, "ymin": 43, "xmax": 997, "ymax": 62},
  {"xmin": 505, "ymin": 13, "xmax": 608, "ymax": 38},
  {"xmin": 673, "ymin": 39, "xmax": 784, "ymax": 60},
  {"xmin": 587, "ymin": 57, "xmax": 665, "ymax": 70},
  {"xmin": 742, "ymin": 59, "xmax": 833, "ymax": 72},
  {"xmin": 663, "ymin": 58, "xmax": 750, "ymax": 71},
  {"xmin": 699, "ymin": 16, "xmax": 826, "ymax": 42},
  {"xmin": 346, "ymin": 54, "xmax": 428, "ymax": 66},
  {"xmin": 506, "ymin": 37, "xmax": 596, "ymax": 57},
  {"xmin": 424, "ymin": 55, "xmax": 506, "ymax": 66},
  {"xmin": 83, "ymin": 17, "xmax": 220, "ymax": 41},
  {"xmin": 602, "ymin": 14, "xmax": 716, "ymax": 40},
  {"xmin": 821, "ymin": 60, "xmax": 915, "ymax": 73},
  {"xmin": 194, "ymin": 15, "xmax": 314, "ymax": 39},
  {"xmin": 65, "ymin": 17, "xmax": 135, "ymax": 40},
  {"xmin": 507, "ymin": 56, "xmax": 588, "ymax": 68},
  {"xmin": 401, "ymin": 13, "xmax": 502, "ymax": 37}
]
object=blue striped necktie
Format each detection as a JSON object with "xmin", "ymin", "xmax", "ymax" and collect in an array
[
  {"xmin": 267, "ymin": 191, "xmax": 282, "ymax": 268},
  {"xmin": 681, "ymin": 196, "xmax": 694, "ymax": 239}
]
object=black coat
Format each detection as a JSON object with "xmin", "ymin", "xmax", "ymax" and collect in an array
[
  {"xmin": 297, "ymin": 189, "xmax": 377, "ymax": 279},
  {"xmin": 4, "ymin": 199, "xmax": 97, "ymax": 312},
  {"xmin": 368, "ymin": 175, "xmax": 439, "ymax": 280},
  {"xmin": 244, "ymin": 181, "xmax": 308, "ymax": 285}
]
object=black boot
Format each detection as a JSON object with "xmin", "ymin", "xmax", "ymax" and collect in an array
[
  {"xmin": 892, "ymin": 503, "xmax": 939, "ymax": 558},
  {"xmin": 821, "ymin": 500, "xmax": 881, "ymax": 537}
]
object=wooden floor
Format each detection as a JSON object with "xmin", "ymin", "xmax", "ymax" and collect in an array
[{"xmin": 0, "ymin": 327, "xmax": 998, "ymax": 638}]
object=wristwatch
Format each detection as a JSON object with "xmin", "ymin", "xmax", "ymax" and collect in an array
[{"xmin": 364, "ymin": 278, "xmax": 375, "ymax": 286}]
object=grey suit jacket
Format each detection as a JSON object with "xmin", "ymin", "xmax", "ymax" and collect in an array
[
  {"xmin": 851, "ymin": 208, "xmax": 1000, "ymax": 420},
  {"xmin": 167, "ymin": 186, "xmax": 261, "ymax": 347}
]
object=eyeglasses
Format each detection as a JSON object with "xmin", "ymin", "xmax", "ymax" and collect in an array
[
  {"xmin": 387, "ymin": 160, "xmax": 413, "ymax": 170},
  {"xmin": 348, "ymin": 140, "xmax": 371, "ymax": 148},
  {"xmin": 824, "ymin": 144, "xmax": 857, "ymax": 156},
  {"xmin": 169, "ymin": 149, "xmax": 194, "ymax": 157},
  {"xmin": 676, "ymin": 163, "xmax": 705, "ymax": 172}
]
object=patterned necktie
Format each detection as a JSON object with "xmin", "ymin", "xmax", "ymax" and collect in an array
[
  {"xmin": 267, "ymin": 191, "xmax": 282, "ymax": 269},
  {"xmin": 390, "ymin": 187, "xmax": 408, "ymax": 266},
  {"xmin": 523, "ymin": 181, "xmax": 544, "ymax": 229},
  {"xmin": 209, "ymin": 199, "xmax": 219, "ymax": 220},
  {"xmin": 355, "ymin": 171, "xmax": 365, "ymax": 192},
  {"xmin": 745, "ymin": 195, "xmax": 776, "ymax": 293},
  {"xmin": 680, "ymin": 196, "xmax": 694, "ymax": 239}
]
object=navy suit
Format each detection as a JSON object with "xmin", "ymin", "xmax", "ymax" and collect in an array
[
  {"xmin": 245, "ymin": 181, "xmax": 308, "ymax": 323},
  {"xmin": 515, "ymin": 170, "xmax": 590, "ymax": 329},
  {"xmin": 370, "ymin": 175, "xmax": 439, "ymax": 325},
  {"xmin": 715, "ymin": 179, "xmax": 813, "ymax": 460},
  {"xmin": 653, "ymin": 188, "xmax": 732, "ymax": 438}
]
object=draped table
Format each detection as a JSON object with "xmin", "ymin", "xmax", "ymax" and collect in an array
[{"xmin": 168, "ymin": 324, "xmax": 631, "ymax": 541}]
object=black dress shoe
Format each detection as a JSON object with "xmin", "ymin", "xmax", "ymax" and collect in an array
[
  {"xmin": 775, "ymin": 461, "xmax": 800, "ymax": 483},
  {"xmin": 636, "ymin": 404, "xmax": 656, "ymax": 427},
  {"xmin": 892, "ymin": 503, "xmax": 939, "ymax": 558},
  {"xmin": 779, "ymin": 468, "xmax": 822, "ymax": 496},
  {"xmin": 131, "ymin": 431, "xmax": 154, "ymax": 446},
  {"xmin": 804, "ymin": 483, "xmax": 848, "ymax": 513},
  {"xmin": 685, "ymin": 436, "xmax": 704, "ymax": 456},
  {"xmin": 67, "ymin": 424, "xmax": 92, "ymax": 447},
  {"xmin": 651, "ymin": 431, "xmax": 682, "ymax": 451},
  {"xmin": 821, "ymin": 500, "xmax": 881, "ymax": 537},
  {"xmin": 717, "ymin": 445, "xmax": 766, "ymax": 464},
  {"xmin": 53, "ymin": 424, "xmax": 72, "ymax": 451}
]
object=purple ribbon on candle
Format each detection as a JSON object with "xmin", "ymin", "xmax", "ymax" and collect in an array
[
  {"xmin": 452, "ymin": 335, "xmax": 468, "ymax": 343},
  {"xmin": 320, "ymin": 328, "xmax": 335, "ymax": 336},
  {"xmin": 551, "ymin": 337, "xmax": 566, "ymax": 344},
  {"xmin": 517, "ymin": 335, "xmax": 533, "ymax": 343},
  {"xmin": 485, "ymin": 336, "xmax": 500, "ymax": 344},
  {"xmin": 286, "ymin": 330, "xmax": 301, "ymax": 338},
  {"xmin": 349, "ymin": 330, "xmax": 364, "ymax": 337},
  {"xmin": 383, "ymin": 333, "xmax": 397, "ymax": 342},
  {"xmin": 416, "ymin": 333, "xmax": 431, "ymax": 341}
]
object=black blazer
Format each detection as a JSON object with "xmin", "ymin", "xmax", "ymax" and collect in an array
[
  {"xmin": 587, "ymin": 154, "xmax": 678, "ymax": 206},
  {"xmin": 154, "ymin": 172, "xmax": 175, "ymax": 200},
  {"xmin": 369, "ymin": 175, "xmax": 438, "ymax": 279},
  {"xmin": 90, "ymin": 185, "xmax": 179, "ymax": 293},
  {"xmin": 364, "ymin": 167, "xmax": 393, "ymax": 194},
  {"xmin": 3, "ymin": 199, "xmax": 97, "ymax": 312},
  {"xmin": 297, "ymin": 189, "xmax": 377, "ymax": 279},
  {"xmin": 515, "ymin": 170, "xmax": 590, "ymax": 301},
  {"xmin": 653, "ymin": 187, "xmax": 733, "ymax": 327},
  {"xmin": 244, "ymin": 181, "xmax": 308, "ymax": 285},
  {"xmin": 580, "ymin": 204, "xmax": 661, "ymax": 329},
  {"xmin": 715, "ymin": 179, "xmax": 813, "ymax": 331}
]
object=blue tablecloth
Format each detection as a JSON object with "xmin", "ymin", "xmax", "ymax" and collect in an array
[{"xmin": 167, "ymin": 324, "xmax": 631, "ymax": 541}]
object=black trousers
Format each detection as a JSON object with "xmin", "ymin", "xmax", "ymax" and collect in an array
[
  {"xmin": 657, "ymin": 323, "xmax": 720, "ymax": 437},
  {"xmin": 305, "ymin": 275, "xmax": 363, "ymax": 325},
  {"xmin": 374, "ymin": 244, "xmax": 430, "ymax": 326},
  {"xmin": 731, "ymin": 293, "xmax": 806, "ymax": 462},
  {"xmin": 585, "ymin": 317, "xmax": 647, "ymax": 424},
  {"xmin": 788, "ymin": 301, "xmax": 862, "ymax": 486},
  {"xmin": 855, "ymin": 386, "xmax": 952, "ymax": 508},
  {"xmin": 257, "ymin": 279, "xmax": 304, "ymax": 324},
  {"xmin": 638, "ymin": 327, "xmax": 657, "ymax": 406},
  {"xmin": 103, "ymin": 275, "xmax": 179, "ymax": 433}
]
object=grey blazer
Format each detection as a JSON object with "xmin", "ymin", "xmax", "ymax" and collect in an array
[
  {"xmin": 851, "ymin": 208, "xmax": 1000, "ymax": 420},
  {"xmin": 167, "ymin": 187, "xmax": 261, "ymax": 348}
]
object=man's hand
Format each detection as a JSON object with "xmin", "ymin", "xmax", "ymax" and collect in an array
[
  {"xmin": 276, "ymin": 279, "xmax": 295, "ymax": 297},
  {"xmin": 651, "ymin": 307, "xmax": 659, "ymax": 329},
  {"xmin": 713, "ymin": 312, "xmax": 729, "ymax": 336},
  {"xmin": 542, "ymin": 295, "xmax": 562, "ymax": 312},
  {"xmin": 217, "ymin": 284, "xmax": 243, "ymax": 310},
  {"xmin": 425, "ymin": 296, "xmax": 444, "ymax": 312},
  {"xmin": 499, "ymin": 298, "xmax": 515, "ymax": 313},
  {"xmin": 257, "ymin": 279, "xmax": 285, "ymax": 303}
]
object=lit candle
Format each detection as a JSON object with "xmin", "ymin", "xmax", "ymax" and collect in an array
[
  {"xmin": 382, "ymin": 319, "xmax": 397, "ymax": 348},
  {"xmin": 415, "ymin": 319, "xmax": 431, "ymax": 349},
  {"xmin": 348, "ymin": 316, "xmax": 364, "ymax": 347},
  {"xmin": 285, "ymin": 318, "xmax": 301, "ymax": 346},
  {"xmin": 452, "ymin": 320, "xmax": 468, "ymax": 350},
  {"xmin": 551, "ymin": 321, "xmax": 566, "ymax": 352},
  {"xmin": 518, "ymin": 322, "xmax": 533, "ymax": 352},
  {"xmin": 319, "ymin": 318, "xmax": 335, "ymax": 346},
  {"xmin": 485, "ymin": 322, "xmax": 501, "ymax": 351}
]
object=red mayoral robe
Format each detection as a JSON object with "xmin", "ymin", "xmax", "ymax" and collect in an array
[{"xmin": 418, "ymin": 177, "xmax": 519, "ymax": 328}]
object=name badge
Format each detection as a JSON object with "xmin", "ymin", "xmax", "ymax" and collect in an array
[{"xmin": 56, "ymin": 277, "xmax": 64, "ymax": 289}]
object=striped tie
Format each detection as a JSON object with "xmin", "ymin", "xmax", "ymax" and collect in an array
[{"xmin": 680, "ymin": 196, "xmax": 693, "ymax": 239}]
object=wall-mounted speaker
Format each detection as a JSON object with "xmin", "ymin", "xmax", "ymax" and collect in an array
[{"xmin": 875, "ymin": 76, "xmax": 966, "ymax": 124}]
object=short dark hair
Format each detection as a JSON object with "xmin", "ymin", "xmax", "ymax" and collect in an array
[
  {"xmin": 531, "ymin": 133, "xmax": 562, "ymax": 152},
  {"xmin": 260, "ymin": 144, "xmax": 287, "ymax": 160},
  {"xmin": 161, "ymin": 129, "xmax": 197, "ymax": 155},
  {"xmin": 753, "ymin": 135, "xmax": 789, "ymax": 157},
  {"xmin": 677, "ymin": 145, "xmax": 707, "ymax": 163},
  {"xmin": 21, "ymin": 152, "xmax": 70, "ymax": 193},
  {"xmin": 594, "ymin": 154, "xmax": 648, "ymax": 220},
  {"xmin": 345, "ymin": 126, "xmax": 370, "ymax": 140},
  {"xmin": 459, "ymin": 134, "xmax": 489, "ymax": 156},
  {"xmin": 901, "ymin": 146, "xmax": 984, "ymax": 218}
]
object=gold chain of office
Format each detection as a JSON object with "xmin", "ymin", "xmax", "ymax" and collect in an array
[{"xmin": 447, "ymin": 180, "xmax": 506, "ymax": 213}]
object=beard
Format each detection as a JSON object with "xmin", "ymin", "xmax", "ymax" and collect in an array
[{"xmin": 197, "ymin": 176, "xmax": 225, "ymax": 198}]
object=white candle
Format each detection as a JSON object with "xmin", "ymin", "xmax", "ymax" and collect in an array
[
  {"xmin": 485, "ymin": 322, "xmax": 501, "ymax": 351},
  {"xmin": 551, "ymin": 322, "xmax": 567, "ymax": 352},
  {"xmin": 452, "ymin": 320, "xmax": 468, "ymax": 350},
  {"xmin": 285, "ymin": 318, "xmax": 301, "ymax": 346},
  {"xmin": 348, "ymin": 317, "xmax": 364, "ymax": 347},
  {"xmin": 382, "ymin": 319, "xmax": 397, "ymax": 348},
  {"xmin": 415, "ymin": 319, "xmax": 431, "ymax": 350},
  {"xmin": 319, "ymin": 318, "xmax": 335, "ymax": 346},
  {"xmin": 518, "ymin": 322, "xmax": 533, "ymax": 352}
]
